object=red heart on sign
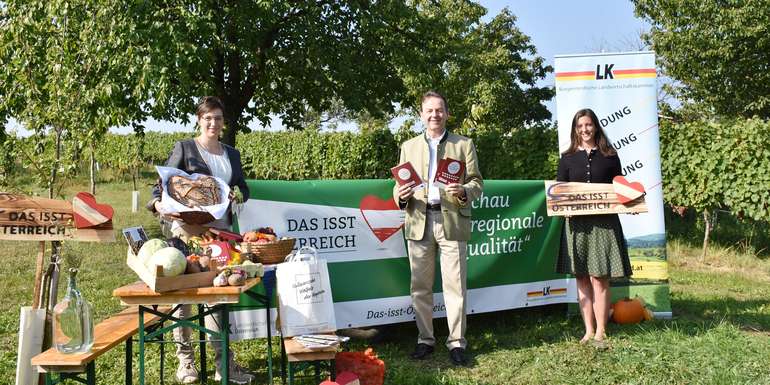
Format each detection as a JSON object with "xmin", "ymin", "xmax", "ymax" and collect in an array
[
  {"xmin": 72, "ymin": 192, "xmax": 114, "ymax": 228},
  {"xmin": 359, "ymin": 195, "xmax": 404, "ymax": 242},
  {"xmin": 612, "ymin": 176, "xmax": 645, "ymax": 204}
]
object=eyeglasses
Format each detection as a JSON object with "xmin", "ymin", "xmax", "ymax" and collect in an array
[{"xmin": 201, "ymin": 116, "xmax": 224, "ymax": 123}]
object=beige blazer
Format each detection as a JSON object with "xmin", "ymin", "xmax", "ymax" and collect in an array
[{"xmin": 393, "ymin": 132, "xmax": 483, "ymax": 241}]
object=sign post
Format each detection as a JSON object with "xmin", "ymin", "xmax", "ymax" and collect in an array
[{"xmin": 1, "ymin": 192, "xmax": 115, "ymax": 385}]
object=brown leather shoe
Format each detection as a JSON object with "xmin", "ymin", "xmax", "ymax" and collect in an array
[
  {"xmin": 410, "ymin": 343, "xmax": 434, "ymax": 360},
  {"xmin": 449, "ymin": 347, "xmax": 467, "ymax": 366}
]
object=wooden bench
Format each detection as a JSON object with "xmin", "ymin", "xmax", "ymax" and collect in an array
[
  {"xmin": 282, "ymin": 336, "xmax": 339, "ymax": 385},
  {"xmin": 32, "ymin": 306, "xmax": 170, "ymax": 385}
]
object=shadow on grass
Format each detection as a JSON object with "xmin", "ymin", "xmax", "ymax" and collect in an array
[
  {"xmin": 249, "ymin": 295, "xmax": 770, "ymax": 385},
  {"xmin": 345, "ymin": 295, "xmax": 770, "ymax": 354},
  {"xmin": 670, "ymin": 296, "xmax": 770, "ymax": 331},
  {"xmin": 347, "ymin": 304, "xmax": 572, "ymax": 355}
]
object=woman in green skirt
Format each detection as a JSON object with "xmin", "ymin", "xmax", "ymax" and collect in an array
[{"xmin": 556, "ymin": 108, "xmax": 632, "ymax": 346}]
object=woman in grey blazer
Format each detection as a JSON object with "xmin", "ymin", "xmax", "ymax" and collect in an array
[{"xmin": 146, "ymin": 96, "xmax": 253, "ymax": 384}]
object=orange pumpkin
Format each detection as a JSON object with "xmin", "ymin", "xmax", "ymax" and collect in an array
[{"xmin": 611, "ymin": 297, "xmax": 646, "ymax": 324}]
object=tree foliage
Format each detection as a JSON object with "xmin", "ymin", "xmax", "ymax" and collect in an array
[
  {"xmin": 660, "ymin": 118, "xmax": 770, "ymax": 222},
  {"xmin": 660, "ymin": 117, "xmax": 770, "ymax": 257},
  {"xmin": 2, "ymin": 0, "xmax": 553, "ymax": 156},
  {"xmin": 133, "ymin": 0, "xmax": 445, "ymax": 144},
  {"xmin": 634, "ymin": 0, "xmax": 770, "ymax": 118},
  {"xmin": 0, "ymin": 0, "xmax": 148, "ymax": 194},
  {"xmin": 402, "ymin": 5, "xmax": 553, "ymax": 133}
]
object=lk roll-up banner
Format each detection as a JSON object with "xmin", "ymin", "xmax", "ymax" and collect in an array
[
  {"xmin": 229, "ymin": 179, "xmax": 568, "ymax": 339},
  {"xmin": 554, "ymin": 51, "xmax": 672, "ymax": 317}
]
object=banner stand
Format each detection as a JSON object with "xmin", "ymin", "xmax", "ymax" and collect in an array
[{"xmin": 554, "ymin": 51, "xmax": 672, "ymax": 317}]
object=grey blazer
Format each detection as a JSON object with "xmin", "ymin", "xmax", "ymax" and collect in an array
[{"xmin": 147, "ymin": 139, "xmax": 250, "ymax": 212}]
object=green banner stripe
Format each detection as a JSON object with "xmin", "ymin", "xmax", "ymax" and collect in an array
[{"xmin": 246, "ymin": 179, "xmax": 395, "ymax": 208}]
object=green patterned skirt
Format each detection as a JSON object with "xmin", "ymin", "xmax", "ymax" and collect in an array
[{"xmin": 556, "ymin": 214, "xmax": 632, "ymax": 278}]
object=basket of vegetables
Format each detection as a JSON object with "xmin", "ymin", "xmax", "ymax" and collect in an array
[{"xmin": 240, "ymin": 227, "xmax": 295, "ymax": 265}]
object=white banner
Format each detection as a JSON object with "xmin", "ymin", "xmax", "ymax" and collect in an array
[{"xmin": 228, "ymin": 180, "xmax": 571, "ymax": 338}]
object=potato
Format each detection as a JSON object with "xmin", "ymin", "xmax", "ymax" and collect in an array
[{"xmin": 228, "ymin": 272, "xmax": 246, "ymax": 286}]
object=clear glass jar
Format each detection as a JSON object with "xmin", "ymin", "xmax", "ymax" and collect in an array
[{"xmin": 52, "ymin": 268, "xmax": 94, "ymax": 353}]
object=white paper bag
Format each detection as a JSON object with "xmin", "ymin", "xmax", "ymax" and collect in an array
[
  {"xmin": 16, "ymin": 306, "xmax": 46, "ymax": 385},
  {"xmin": 276, "ymin": 247, "xmax": 336, "ymax": 336}
]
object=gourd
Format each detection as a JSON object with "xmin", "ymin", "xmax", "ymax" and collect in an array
[
  {"xmin": 148, "ymin": 247, "xmax": 187, "ymax": 277},
  {"xmin": 611, "ymin": 297, "xmax": 646, "ymax": 324}
]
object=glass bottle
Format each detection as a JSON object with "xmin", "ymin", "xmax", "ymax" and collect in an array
[{"xmin": 52, "ymin": 268, "xmax": 94, "ymax": 353}]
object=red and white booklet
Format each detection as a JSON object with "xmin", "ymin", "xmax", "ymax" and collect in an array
[
  {"xmin": 433, "ymin": 158, "xmax": 465, "ymax": 188},
  {"xmin": 390, "ymin": 161, "xmax": 425, "ymax": 190}
]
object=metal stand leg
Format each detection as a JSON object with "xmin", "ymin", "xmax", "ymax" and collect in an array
[
  {"xmin": 287, "ymin": 362, "xmax": 294, "ymax": 385},
  {"xmin": 125, "ymin": 337, "xmax": 133, "ymax": 385},
  {"xmin": 138, "ymin": 306, "xmax": 146, "ymax": 385},
  {"xmin": 221, "ymin": 305, "xmax": 229, "ymax": 385},
  {"xmin": 159, "ymin": 321, "xmax": 165, "ymax": 385},
  {"xmin": 281, "ymin": 338, "xmax": 287, "ymax": 385},
  {"xmin": 265, "ymin": 286, "xmax": 273, "ymax": 385},
  {"xmin": 199, "ymin": 304, "xmax": 207, "ymax": 384},
  {"xmin": 86, "ymin": 361, "xmax": 96, "ymax": 385}
]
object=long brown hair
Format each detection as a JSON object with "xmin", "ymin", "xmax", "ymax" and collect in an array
[{"xmin": 562, "ymin": 108, "xmax": 616, "ymax": 156}]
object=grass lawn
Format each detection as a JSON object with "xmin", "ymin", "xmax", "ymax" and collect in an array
[{"xmin": 2, "ymin": 178, "xmax": 770, "ymax": 384}]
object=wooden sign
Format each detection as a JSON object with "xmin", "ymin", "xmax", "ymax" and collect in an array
[
  {"xmin": 544, "ymin": 180, "xmax": 648, "ymax": 216},
  {"xmin": 0, "ymin": 193, "xmax": 115, "ymax": 241}
]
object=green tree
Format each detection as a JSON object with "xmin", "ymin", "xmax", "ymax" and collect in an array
[
  {"xmin": 400, "ymin": 5, "xmax": 553, "ymax": 133},
  {"xmin": 134, "ymin": 0, "xmax": 444, "ymax": 145},
  {"xmin": 660, "ymin": 118, "xmax": 770, "ymax": 258},
  {"xmin": 634, "ymin": 0, "xmax": 770, "ymax": 118},
  {"xmin": 3, "ymin": 0, "xmax": 553, "ymax": 159},
  {"xmin": 132, "ymin": 1, "xmax": 553, "ymax": 142},
  {"xmin": 0, "ymin": 0, "xmax": 148, "ymax": 195}
]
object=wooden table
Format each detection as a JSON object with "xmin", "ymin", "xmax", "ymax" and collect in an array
[{"xmin": 114, "ymin": 279, "xmax": 261, "ymax": 385}]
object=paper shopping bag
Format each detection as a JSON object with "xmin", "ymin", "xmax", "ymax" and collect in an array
[{"xmin": 276, "ymin": 247, "xmax": 336, "ymax": 336}]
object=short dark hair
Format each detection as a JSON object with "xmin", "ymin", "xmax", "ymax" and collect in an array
[
  {"xmin": 421, "ymin": 91, "xmax": 448, "ymax": 112},
  {"xmin": 195, "ymin": 96, "xmax": 225, "ymax": 118}
]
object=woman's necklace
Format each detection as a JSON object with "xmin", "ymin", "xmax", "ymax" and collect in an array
[{"xmin": 196, "ymin": 138, "xmax": 222, "ymax": 155}]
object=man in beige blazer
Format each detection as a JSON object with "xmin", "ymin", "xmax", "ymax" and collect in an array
[{"xmin": 393, "ymin": 91, "xmax": 483, "ymax": 366}]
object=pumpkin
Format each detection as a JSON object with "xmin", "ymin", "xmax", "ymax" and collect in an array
[{"xmin": 611, "ymin": 297, "xmax": 646, "ymax": 324}]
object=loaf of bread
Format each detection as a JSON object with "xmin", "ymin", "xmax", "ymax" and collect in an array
[{"xmin": 167, "ymin": 175, "xmax": 221, "ymax": 208}]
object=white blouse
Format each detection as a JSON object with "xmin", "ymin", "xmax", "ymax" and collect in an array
[
  {"xmin": 195, "ymin": 142, "xmax": 232, "ymax": 228},
  {"xmin": 195, "ymin": 142, "xmax": 232, "ymax": 184}
]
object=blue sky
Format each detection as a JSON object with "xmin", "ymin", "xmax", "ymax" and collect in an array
[
  {"xmin": 9, "ymin": 1, "xmax": 650, "ymax": 135},
  {"xmin": 485, "ymin": 0, "xmax": 650, "ymax": 116}
]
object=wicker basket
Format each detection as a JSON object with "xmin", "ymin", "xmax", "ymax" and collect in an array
[{"xmin": 241, "ymin": 238, "xmax": 296, "ymax": 265}]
